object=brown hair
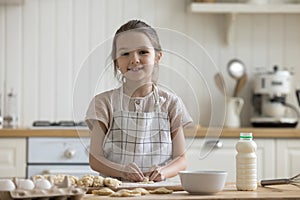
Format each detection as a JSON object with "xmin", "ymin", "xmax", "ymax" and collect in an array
[{"xmin": 111, "ymin": 20, "xmax": 162, "ymax": 76}]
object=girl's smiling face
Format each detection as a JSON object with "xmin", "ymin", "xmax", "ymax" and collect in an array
[{"xmin": 115, "ymin": 31, "xmax": 161, "ymax": 82}]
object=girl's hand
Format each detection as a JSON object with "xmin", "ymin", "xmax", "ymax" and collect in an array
[
  {"xmin": 123, "ymin": 162, "xmax": 145, "ymax": 182},
  {"xmin": 145, "ymin": 165, "xmax": 165, "ymax": 182}
]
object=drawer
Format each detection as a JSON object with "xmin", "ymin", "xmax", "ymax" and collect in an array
[
  {"xmin": 27, "ymin": 165, "xmax": 97, "ymax": 178},
  {"xmin": 28, "ymin": 137, "xmax": 90, "ymax": 163}
]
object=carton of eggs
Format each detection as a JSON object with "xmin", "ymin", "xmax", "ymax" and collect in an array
[{"xmin": 0, "ymin": 176, "xmax": 87, "ymax": 200}]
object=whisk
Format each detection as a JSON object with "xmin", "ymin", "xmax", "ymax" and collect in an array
[{"xmin": 261, "ymin": 173, "xmax": 300, "ymax": 187}]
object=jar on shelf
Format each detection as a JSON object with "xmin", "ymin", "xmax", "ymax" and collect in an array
[{"xmin": 3, "ymin": 89, "xmax": 18, "ymax": 128}]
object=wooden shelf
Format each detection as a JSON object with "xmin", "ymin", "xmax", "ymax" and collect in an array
[
  {"xmin": 188, "ymin": 2, "xmax": 300, "ymax": 45},
  {"xmin": 189, "ymin": 2, "xmax": 300, "ymax": 14}
]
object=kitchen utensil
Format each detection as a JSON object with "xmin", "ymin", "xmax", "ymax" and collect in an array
[
  {"xmin": 214, "ymin": 73, "xmax": 226, "ymax": 95},
  {"xmin": 179, "ymin": 171, "xmax": 227, "ymax": 194},
  {"xmin": 261, "ymin": 173, "xmax": 300, "ymax": 187},
  {"xmin": 227, "ymin": 59, "xmax": 246, "ymax": 97},
  {"xmin": 233, "ymin": 73, "xmax": 247, "ymax": 97}
]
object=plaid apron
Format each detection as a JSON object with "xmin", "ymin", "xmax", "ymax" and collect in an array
[{"xmin": 102, "ymin": 86, "xmax": 172, "ymax": 172}]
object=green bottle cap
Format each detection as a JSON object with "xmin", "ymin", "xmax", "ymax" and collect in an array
[{"xmin": 240, "ymin": 132, "xmax": 253, "ymax": 139}]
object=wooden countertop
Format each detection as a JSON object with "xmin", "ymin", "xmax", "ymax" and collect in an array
[
  {"xmin": 82, "ymin": 183, "xmax": 300, "ymax": 200},
  {"xmin": 0, "ymin": 126, "xmax": 300, "ymax": 138}
]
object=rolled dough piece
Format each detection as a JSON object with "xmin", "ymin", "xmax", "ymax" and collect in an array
[
  {"xmin": 149, "ymin": 187, "xmax": 173, "ymax": 194},
  {"xmin": 92, "ymin": 187, "xmax": 115, "ymax": 196},
  {"xmin": 110, "ymin": 189, "xmax": 141, "ymax": 197},
  {"xmin": 132, "ymin": 187, "xmax": 149, "ymax": 195}
]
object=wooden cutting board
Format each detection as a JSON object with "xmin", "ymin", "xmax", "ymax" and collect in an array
[{"xmin": 87, "ymin": 181, "xmax": 183, "ymax": 193}]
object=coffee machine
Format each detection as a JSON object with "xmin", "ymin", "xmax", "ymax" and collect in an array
[{"xmin": 251, "ymin": 66, "xmax": 300, "ymax": 127}]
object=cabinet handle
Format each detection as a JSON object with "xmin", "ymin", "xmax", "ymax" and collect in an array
[
  {"xmin": 204, "ymin": 140, "xmax": 223, "ymax": 149},
  {"xmin": 64, "ymin": 149, "xmax": 76, "ymax": 159}
]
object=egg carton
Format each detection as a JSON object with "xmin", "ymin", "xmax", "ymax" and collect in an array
[{"xmin": 0, "ymin": 187, "xmax": 87, "ymax": 200}]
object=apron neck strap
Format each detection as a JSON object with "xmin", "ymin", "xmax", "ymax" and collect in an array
[{"xmin": 119, "ymin": 84, "xmax": 161, "ymax": 112}]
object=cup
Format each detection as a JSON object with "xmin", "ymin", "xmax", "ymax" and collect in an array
[{"xmin": 262, "ymin": 102, "xmax": 286, "ymax": 118}]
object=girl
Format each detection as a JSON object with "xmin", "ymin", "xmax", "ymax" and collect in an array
[{"xmin": 86, "ymin": 20, "xmax": 192, "ymax": 182}]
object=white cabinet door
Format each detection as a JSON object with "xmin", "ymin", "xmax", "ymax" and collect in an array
[
  {"xmin": 276, "ymin": 139, "xmax": 300, "ymax": 178},
  {"xmin": 0, "ymin": 138, "xmax": 26, "ymax": 178},
  {"xmin": 185, "ymin": 138, "xmax": 275, "ymax": 182}
]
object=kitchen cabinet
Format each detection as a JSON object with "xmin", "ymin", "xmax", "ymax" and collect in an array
[
  {"xmin": 185, "ymin": 138, "xmax": 276, "ymax": 182},
  {"xmin": 27, "ymin": 137, "xmax": 97, "ymax": 178},
  {"xmin": 0, "ymin": 138, "xmax": 26, "ymax": 178},
  {"xmin": 188, "ymin": 2, "xmax": 300, "ymax": 44},
  {"xmin": 276, "ymin": 139, "xmax": 300, "ymax": 178}
]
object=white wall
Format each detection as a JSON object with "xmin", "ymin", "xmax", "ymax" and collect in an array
[{"xmin": 0, "ymin": 0, "xmax": 300, "ymax": 127}]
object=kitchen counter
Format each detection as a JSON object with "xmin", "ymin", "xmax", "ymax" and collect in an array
[
  {"xmin": 1, "ymin": 126, "xmax": 300, "ymax": 138},
  {"xmin": 82, "ymin": 183, "xmax": 300, "ymax": 200}
]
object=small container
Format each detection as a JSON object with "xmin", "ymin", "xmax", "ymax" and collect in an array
[
  {"xmin": 235, "ymin": 132, "xmax": 257, "ymax": 191},
  {"xmin": 3, "ymin": 89, "xmax": 18, "ymax": 128}
]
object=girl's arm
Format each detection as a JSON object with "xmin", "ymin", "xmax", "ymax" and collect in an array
[
  {"xmin": 148, "ymin": 126, "xmax": 187, "ymax": 181},
  {"xmin": 89, "ymin": 121, "xmax": 144, "ymax": 181}
]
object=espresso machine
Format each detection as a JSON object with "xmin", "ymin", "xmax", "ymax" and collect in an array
[{"xmin": 251, "ymin": 66, "xmax": 300, "ymax": 127}]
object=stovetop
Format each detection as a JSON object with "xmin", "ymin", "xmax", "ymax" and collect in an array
[{"xmin": 31, "ymin": 120, "xmax": 87, "ymax": 129}]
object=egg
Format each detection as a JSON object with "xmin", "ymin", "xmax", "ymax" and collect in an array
[
  {"xmin": 0, "ymin": 179, "xmax": 16, "ymax": 191},
  {"xmin": 17, "ymin": 179, "xmax": 35, "ymax": 190},
  {"xmin": 35, "ymin": 179, "xmax": 52, "ymax": 189}
]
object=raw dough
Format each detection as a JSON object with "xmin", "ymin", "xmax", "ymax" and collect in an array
[
  {"xmin": 93, "ymin": 176, "xmax": 104, "ymax": 187},
  {"xmin": 103, "ymin": 177, "xmax": 122, "ymax": 188},
  {"xmin": 149, "ymin": 187, "xmax": 173, "ymax": 194},
  {"xmin": 139, "ymin": 177, "xmax": 154, "ymax": 184},
  {"xmin": 77, "ymin": 174, "xmax": 94, "ymax": 187},
  {"xmin": 110, "ymin": 189, "xmax": 141, "ymax": 197},
  {"xmin": 92, "ymin": 187, "xmax": 115, "ymax": 196},
  {"xmin": 31, "ymin": 174, "xmax": 78, "ymax": 186},
  {"xmin": 132, "ymin": 187, "xmax": 149, "ymax": 195}
]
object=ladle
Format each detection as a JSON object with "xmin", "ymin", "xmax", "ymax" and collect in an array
[{"xmin": 227, "ymin": 59, "xmax": 247, "ymax": 97}]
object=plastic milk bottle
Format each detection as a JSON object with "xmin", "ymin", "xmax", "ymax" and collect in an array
[{"xmin": 235, "ymin": 132, "xmax": 257, "ymax": 191}]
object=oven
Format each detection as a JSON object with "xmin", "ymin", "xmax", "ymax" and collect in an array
[{"xmin": 27, "ymin": 137, "xmax": 97, "ymax": 178}]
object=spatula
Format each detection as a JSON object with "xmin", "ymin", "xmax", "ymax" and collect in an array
[{"xmin": 233, "ymin": 73, "xmax": 247, "ymax": 97}]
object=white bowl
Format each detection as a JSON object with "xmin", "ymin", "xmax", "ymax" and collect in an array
[
  {"xmin": 0, "ymin": 179, "xmax": 16, "ymax": 191},
  {"xmin": 179, "ymin": 171, "xmax": 227, "ymax": 194}
]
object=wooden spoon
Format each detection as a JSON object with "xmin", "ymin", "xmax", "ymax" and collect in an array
[
  {"xmin": 233, "ymin": 73, "xmax": 247, "ymax": 97},
  {"xmin": 214, "ymin": 73, "xmax": 226, "ymax": 95}
]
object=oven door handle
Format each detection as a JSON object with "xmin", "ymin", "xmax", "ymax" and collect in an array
[{"xmin": 43, "ymin": 169, "xmax": 93, "ymax": 175}]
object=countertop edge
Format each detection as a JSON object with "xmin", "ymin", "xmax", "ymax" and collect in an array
[{"xmin": 0, "ymin": 126, "xmax": 300, "ymax": 138}]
